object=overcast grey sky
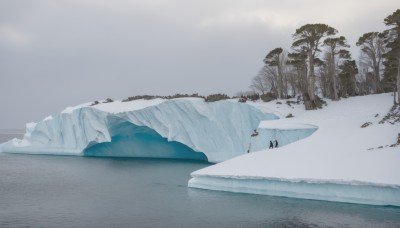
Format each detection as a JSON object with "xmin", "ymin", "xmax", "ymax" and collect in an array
[{"xmin": 1, "ymin": 0, "xmax": 398, "ymax": 129}]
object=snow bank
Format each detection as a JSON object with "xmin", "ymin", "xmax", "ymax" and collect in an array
[
  {"xmin": 0, "ymin": 99, "xmax": 277, "ymax": 162},
  {"xmin": 189, "ymin": 93, "xmax": 400, "ymax": 206}
]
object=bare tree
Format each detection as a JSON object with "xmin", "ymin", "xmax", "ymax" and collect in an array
[
  {"xmin": 318, "ymin": 53, "xmax": 330, "ymax": 98},
  {"xmin": 250, "ymin": 65, "xmax": 277, "ymax": 95},
  {"xmin": 323, "ymin": 36, "xmax": 351, "ymax": 100},
  {"xmin": 356, "ymin": 32, "xmax": 386, "ymax": 93},
  {"xmin": 250, "ymin": 70, "xmax": 268, "ymax": 95}
]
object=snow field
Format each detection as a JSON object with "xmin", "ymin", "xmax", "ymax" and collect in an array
[{"xmin": 189, "ymin": 93, "xmax": 400, "ymax": 206}]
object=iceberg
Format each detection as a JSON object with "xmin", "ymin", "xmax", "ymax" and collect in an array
[{"xmin": 0, "ymin": 99, "xmax": 278, "ymax": 162}]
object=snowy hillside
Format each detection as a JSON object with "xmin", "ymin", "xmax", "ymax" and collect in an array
[
  {"xmin": 189, "ymin": 93, "xmax": 400, "ymax": 206},
  {"xmin": 0, "ymin": 98, "xmax": 277, "ymax": 162}
]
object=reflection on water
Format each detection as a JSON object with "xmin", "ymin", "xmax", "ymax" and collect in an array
[{"xmin": 0, "ymin": 153, "xmax": 399, "ymax": 228}]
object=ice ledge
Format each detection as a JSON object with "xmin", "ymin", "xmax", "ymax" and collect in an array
[
  {"xmin": 188, "ymin": 175, "xmax": 400, "ymax": 206},
  {"xmin": 190, "ymin": 174, "xmax": 400, "ymax": 188}
]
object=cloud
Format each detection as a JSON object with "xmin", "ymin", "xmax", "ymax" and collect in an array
[
  {"xmin": 0, "ymin": 25, "xmax": 30, "ymax": 46},
  {"xmin": 200, "ymin": 9, "xmax": 301, "ymax": 29},
  {"xmin": 197, "ymin": 0, "xmax": 398, "ymax": 32},
  {"xmin": 0, "ymin": 0, "xmax": 399, "ymax": 128}
]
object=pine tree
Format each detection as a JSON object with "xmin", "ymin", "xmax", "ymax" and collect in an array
[
  {"xmin": 264, "ymin": 48, "xmax": 285, "ymax": 99},
  {"xmin": 292, "ymin": 24, "xmax": 337, "ymax": 109},
  {"xmin": 383, "ymin": 9, "xmax": 400, "ymax": 104},
  {"xmin": 339, "ymin": 60, "xmax": 358, "ymax": 97}
]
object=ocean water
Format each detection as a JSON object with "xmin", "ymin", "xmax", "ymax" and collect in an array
[
  {"xmin": 0, "ymin": 153, "xmax": 399, "ymax": 228},
  {"xmin": 0, "ymin": 132, "xmax": 23, "ymax": 143}
]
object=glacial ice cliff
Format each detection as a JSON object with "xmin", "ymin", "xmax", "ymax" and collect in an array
[{"xmin": 0, "ymin": 99, "xmax": 279, "ymax": 162}]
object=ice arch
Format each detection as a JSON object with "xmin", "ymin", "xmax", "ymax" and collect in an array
[
  {"xmin": 0, "ymin": 99, "xmax": 278, "ymax": 162},
  {"xmin": 84, "ymin": 117, "xmax": 207, "ymax": 160}
]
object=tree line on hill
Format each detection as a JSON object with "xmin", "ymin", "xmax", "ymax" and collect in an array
[
  {"xmin": 90, "ymin": 93, "xmax": 234, "ymax": 106},
  {"xmin": 247, "ymin": 9, "xmax": 400, "ymax": 109}
]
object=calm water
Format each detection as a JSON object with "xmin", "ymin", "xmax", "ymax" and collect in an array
[
  {"xmin": 0, "ymin": 153, "xmax": 399, "ymax": 228},
  {"xmin": 0, "ymin": 132, "xmax": 23, "ymax": 143}
]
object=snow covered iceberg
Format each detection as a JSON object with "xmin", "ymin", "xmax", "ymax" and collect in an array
[
  {"xmin": 0, "ymin": 99, "xmax": 279, "ymax": 162},
  {"xmin": 189, "ymin": 93, "xmax": 400, "ymax": 206}
]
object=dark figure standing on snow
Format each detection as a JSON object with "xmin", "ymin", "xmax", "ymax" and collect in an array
[
  {"xmin": 274, "ymin": 140, "xmax": 278, "ymax": 148},
  {"xmin": 269, "ymin": 140, "xmax": 274, "ymax": 149}
]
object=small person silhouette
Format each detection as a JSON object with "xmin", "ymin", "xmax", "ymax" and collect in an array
[
  {"xmin": 247, "ymin": 142, "xmax": 252, "ymax": 153},
  {"xmin": 269, "ymin": 140, "xmax": 274, "ymax": 149},
  {"xmin": 274, "ymin": 140, "xmax": 278, "ymax": 148}
]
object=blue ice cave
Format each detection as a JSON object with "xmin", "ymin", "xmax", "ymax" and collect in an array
[{"xmin": 84, "ymin": 116, "xmax": 208, "ymax": 161}]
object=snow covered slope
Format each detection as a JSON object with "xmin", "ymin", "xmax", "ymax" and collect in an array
[
  {"xmin": 0, "ymin": 99, "xmax": 278, "ymax": 162},
  {"xmin": 189, "ymin": 93, "xmax": 400, "ymax": 206}
]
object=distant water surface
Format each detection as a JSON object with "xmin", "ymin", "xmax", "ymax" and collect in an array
[
  {"xmin": 0, "ymin": 130, "xmax": 24, "ymax": 143},
  {"xmin": 0, "ymin": 154, "xmax": 399, "ymax": 228}
]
